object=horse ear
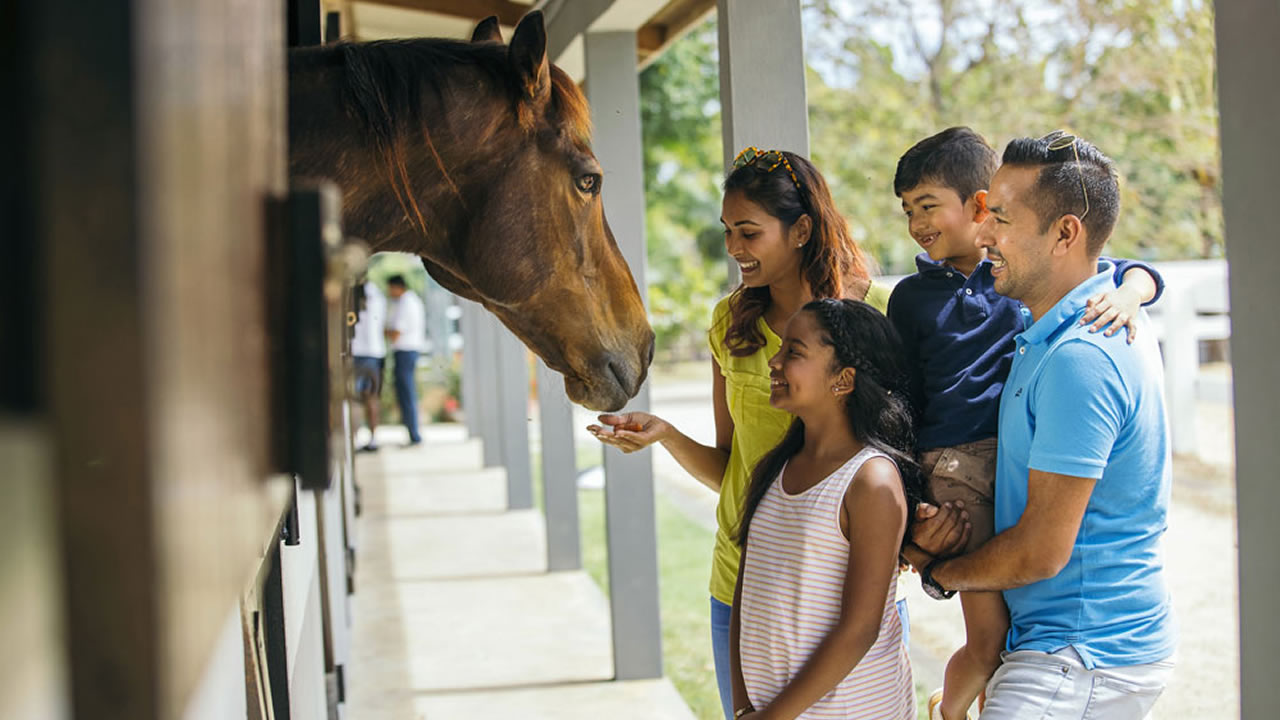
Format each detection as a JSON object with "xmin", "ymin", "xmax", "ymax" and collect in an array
[
  {"xmin": 508, "ymin": 11, "xmax": 550, "ymax": 103},
  {"xmin": 471, "ymin": 16, "xmax": 503, "ymax": 45}
]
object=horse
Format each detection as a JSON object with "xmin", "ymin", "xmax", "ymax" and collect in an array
[{"xmin": 288, "ymin": 12, "xmax": 653, "ymax": 412}]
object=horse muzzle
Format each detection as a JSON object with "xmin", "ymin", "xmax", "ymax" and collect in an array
[{"xmin": 564, "ymin": 335, "xmax": 653, "ymax": 411}]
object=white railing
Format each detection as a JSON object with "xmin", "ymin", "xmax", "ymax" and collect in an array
[
  {"xmin": 877, "ymin": 258, "xmax": 1232, "ymax": 460},
  {"xmin": 1145, "ymin": 260, "xmax": 1231, "ymax": 457}
]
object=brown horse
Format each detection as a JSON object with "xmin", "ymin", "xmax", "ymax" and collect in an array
[{"xmin": 288, "ymin": 12, "xmax": 653, "ymax": 411}]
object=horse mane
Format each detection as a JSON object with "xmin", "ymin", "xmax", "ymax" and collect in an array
[{"xmin": 330, "ymin": 38, "xmax": 592, "ymax": 237}]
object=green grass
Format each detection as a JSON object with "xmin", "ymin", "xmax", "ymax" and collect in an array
[{"xmin": 578, "ymin": 486, "xmax": 723, "ymax": 720}]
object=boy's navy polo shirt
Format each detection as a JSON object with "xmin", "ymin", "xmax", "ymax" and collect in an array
[{"xmin": 886, "ymin": 253, "xmax": 1163, "ymax": 452}]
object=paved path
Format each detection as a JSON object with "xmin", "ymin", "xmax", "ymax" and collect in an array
[{"xmin": 346, "ymin": 424, "xmax": 696, "ymax": 720}]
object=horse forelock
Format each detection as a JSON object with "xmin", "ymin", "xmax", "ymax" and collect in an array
[{"xmin": 549, "ymin": 66, "xmax": 592, "ymax": 149}]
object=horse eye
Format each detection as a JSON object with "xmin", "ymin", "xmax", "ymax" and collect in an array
[{"xmin": 576, "ymin": 173, "xmax": 601, "ymax": 194}]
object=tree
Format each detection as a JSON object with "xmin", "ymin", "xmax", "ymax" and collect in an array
[
  {"xmin": 803, "ymin": 0, "xmax": 1221, "ymax": 270},
  {"xmin": 640, "ymin": 20, "xmax": 729, "ymax": 360},
  {"xmin": 635, "ymin": 2, "xmax": 1220, "ymax": 357}
]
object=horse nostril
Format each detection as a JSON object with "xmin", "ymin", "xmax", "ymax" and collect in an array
[
  {"xmin": 607, "ymin": 357, "xmax": 638, "ymax": 397},
  {"xmin": 647, "ymin": 332, "xmax": 656, "ymax": 366}
]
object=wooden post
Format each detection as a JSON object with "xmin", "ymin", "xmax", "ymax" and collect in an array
[
  {"xmin": 585, "ymin": 29, "xmax": 662, "ymax": 681},
  {"xmin": 1217, "ymin": 2, "xmax": 1280, "ymax": 716},
  {"xmin": 716, "ymin": 0, "xmax": 809, "ymax": 286},
  {"xmin": 497, "ymin": 326, "xmax": 534, "ymax": 510},
  {"xmin": 537, "ymin": 360, "xmax": 582, "ymax": 571},
  {"xmin": 459, "ymin": 301, "xmax": 483, "ymax": 439},
  {"xmin": 475, "ymin": 307, "xmax": 505, "ymax": 468}
]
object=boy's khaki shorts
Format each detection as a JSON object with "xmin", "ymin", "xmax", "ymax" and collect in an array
[{"xmin": 920, "ymin": 437, "xmax": 998, "ymax": 552}]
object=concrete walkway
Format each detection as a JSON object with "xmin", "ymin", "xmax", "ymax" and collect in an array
[{"xmin": 346, "ymin": 424, "xmax": 697, "ymax": 720}]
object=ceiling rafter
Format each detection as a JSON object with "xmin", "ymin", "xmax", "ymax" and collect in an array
[
  {"xmin": 357, "ymin": 0, "xmax": 529, "ymax": 27},
  {"xmin": 348, "ymin": 0, "xmax": 714, "ymax": 72},
  {"xmin": 636, "ymin": 0, "xmax": 714, "ymax": 70}
]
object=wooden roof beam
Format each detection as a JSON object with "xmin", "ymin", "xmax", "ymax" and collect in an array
[
  {"xmin": 636, "ymin": 0, "xmax": 714, "ymax": 70},
  {"xmin": 357, "ymin": 0, "xmax": 529, "ymax": 27}
]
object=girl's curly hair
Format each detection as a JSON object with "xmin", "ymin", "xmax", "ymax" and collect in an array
[{"xmin": 736, "ymin": 299, "xmax": 925, "ymax": 549}]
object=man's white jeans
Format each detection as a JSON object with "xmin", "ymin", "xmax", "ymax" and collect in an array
[{"xmin": 979, "ymin": 646, "xmax": 1175, "ymax": 719}]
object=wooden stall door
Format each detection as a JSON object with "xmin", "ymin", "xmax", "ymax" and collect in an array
[{"xmin": 25, "ymin": 0, "xmax": 293, "ymax": 716}]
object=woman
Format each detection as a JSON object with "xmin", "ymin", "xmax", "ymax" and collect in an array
[{"xmin": 589, "ymin": 147, "xmax": 888, "ymax": 719}]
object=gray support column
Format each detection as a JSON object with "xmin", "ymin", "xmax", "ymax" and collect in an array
[
  {"xmin": 1217, "ymin": 3, "xmax": 1280, "ymax": 717},
  {"xmin": 537, "ymin": 361, "xmax": 581, "ymax": 571},
  {"xmin": 488, "ymin": 327, "xmax": 529, "ymax": 507},
  {"xmin": 458, "ymin": 300, "xmax": 481, "ymax": 439},
  {"xmin": 424, "ymin": 280, "xmax": 452, "ymax": 368},
  {"xmin": 716, "ymin": 0, "xmax": 809, "ymax": 166},
  {"xmin": 476, "ymin": 307, "xmax": 504, "ymax": 468},
  {"xmin": 545, "ymin": 0, "xmax": 616, "ymax": 61},
  {"xmin": 716, "ymin": 0, "xmax": 809, "ymax": 286},
  {"xmin": 585, "ymin": 29, "xmax": 662, "ymax": 682},
  {"xmin": 497, "ymin": 325, "xmax": 533, "ymax": 510}
]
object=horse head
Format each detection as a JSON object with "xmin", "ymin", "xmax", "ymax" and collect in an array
[
  {"xmin": 289, "ymin": 11, "xmax": 653, "ymax": 411},
  {"xmin": 436, "ymin": 13, "xmax": 654, "ymax": 411}
]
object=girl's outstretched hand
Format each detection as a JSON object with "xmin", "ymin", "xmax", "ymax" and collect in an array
[
  {"xmin": 1081, "ymin": 284, "xmax": 1142, "ymax": 343},
  {"xmin": 587, "ymin": 411, "xmax": 669, "ymax": 454}
]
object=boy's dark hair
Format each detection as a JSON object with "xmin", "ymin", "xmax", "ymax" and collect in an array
[
  {"xmin": 736, "ymin": 299, "xmax": 925, "ymax": 552},
  {"xmin": 387, "ymin": 274, "xmax": 407, "ymax": 288},
  {"xmin": 1001, "ymin": 132, "xmax": 1120, "ymax": 257},
  {"xmin": 894, "ymin": 126, "xmax": 998, "ymax": 203}
]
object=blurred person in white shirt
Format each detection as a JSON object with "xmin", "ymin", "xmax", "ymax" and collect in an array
[
  {"xmin": 351, "ymin": 278, "xmax": 387, "ymax": 452},
  {"xmin": 385, "ymin": 275, "xmax": 426, "ymax": 446}
]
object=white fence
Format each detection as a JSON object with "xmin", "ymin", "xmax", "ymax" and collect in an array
[
  {"xmin": 1145, "ymin": 260, "xmax": 1231, "ymax": 457},
  {"xmin": 879, "ymin": 258, "xmax": 1231, "ymax": 460}
]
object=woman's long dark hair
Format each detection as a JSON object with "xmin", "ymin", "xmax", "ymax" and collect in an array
[
  {"xmin": 722, "ymin": 152, "xmax": 872, "ymax": 357},
  {"xmin": 736, "ymin": 299, "xmax": 925, "ymax": 549}
]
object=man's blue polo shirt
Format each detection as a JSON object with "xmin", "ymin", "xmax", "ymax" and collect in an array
[
  {"xmin": 995, "ymin": 262, "xmax": 1176, "ymax": 669},
  {"xmin": 887, "ymin": 254, "xmax": 1162, "ymax": 452}
]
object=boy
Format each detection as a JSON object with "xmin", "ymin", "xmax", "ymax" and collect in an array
[{"xmin": 886, "ymin": 127, "xmax": 1163, "ymax": 720}]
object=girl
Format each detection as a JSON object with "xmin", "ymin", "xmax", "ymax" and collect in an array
[
  {"xmin": 730, "ymin": 298, "xmax": 923, "ymax": 720},
  {"xmin": 589, "ymin": 148, "xmax": 887, "ymax": 719}
]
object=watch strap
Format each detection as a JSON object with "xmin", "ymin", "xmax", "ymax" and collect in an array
[{"xmin": 922, "ymin": 557, "xmax": 956, "ymax": 599}]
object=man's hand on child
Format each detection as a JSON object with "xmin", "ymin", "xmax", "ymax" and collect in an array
[
  {"xmin": 910, "ymin": 501, "xmax": 971, "ymax": 558},
  {"xmin": 1082, "ymin": 284, "xmax": 1142, "ymax": 343}
]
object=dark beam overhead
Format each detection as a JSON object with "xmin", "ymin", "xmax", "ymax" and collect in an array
[
  {"xmin": 637, "ymin": 0, "xmax": 714, "ymax": 70},
  {"xmin": 359, "ymin": 0, "xmax": 528, "ymax": 27}
]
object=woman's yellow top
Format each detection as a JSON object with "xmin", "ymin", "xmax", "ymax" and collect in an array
[{"xmin": 705, "ymin": 284, "xmax": 890, "ymax": 605}]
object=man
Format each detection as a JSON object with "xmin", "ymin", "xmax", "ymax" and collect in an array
[
  {"xmin": 385, "ymin": 275, "xmax": 426, "ymax": 447},
  {"xmin": 351, "ymin": 278, "xmax": 386, "ymax": 452},
  {"xmin": 905, "ymin": 132, "xmax": 1176, "ymax": 719}
]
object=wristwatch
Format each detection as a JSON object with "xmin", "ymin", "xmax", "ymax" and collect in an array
[
  {"xmin": 734, "ymin": 706, "xmax": 754, "ymax": 718},
  {"xmin": 920, "ymin": 558, "xmax": 956, "ymax": 600}
]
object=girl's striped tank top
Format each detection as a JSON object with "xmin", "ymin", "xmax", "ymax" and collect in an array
[{"xmin": 738, "ymin": 446, "xmax": 915, "ymax": 719}]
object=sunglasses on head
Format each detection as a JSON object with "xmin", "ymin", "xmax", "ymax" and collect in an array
[
  {"xmin": 732, "ymin": 146, "xmax": 803, "ymax": 192},
  {"xmin": 1041, "ymin": 131, "xmax": 1090, "ymax": 221}
]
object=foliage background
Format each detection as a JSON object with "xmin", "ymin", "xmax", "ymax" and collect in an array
[{"xmin": 640, "ymin": 0, "xmax": 1220, "ymax": 361}]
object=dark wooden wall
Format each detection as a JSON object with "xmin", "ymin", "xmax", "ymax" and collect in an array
[{"xmin": 18, "ymin": 0, "xmax": 293, "ymax": 716}]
